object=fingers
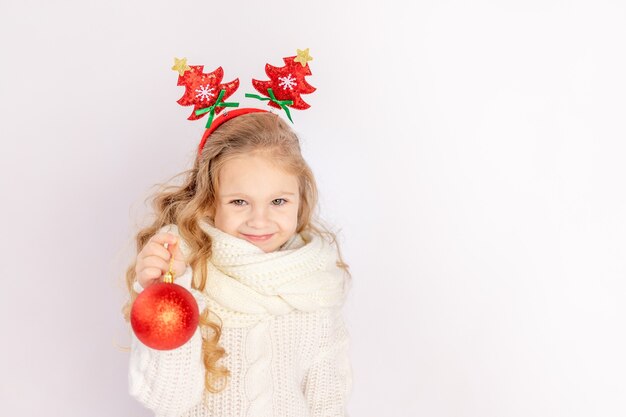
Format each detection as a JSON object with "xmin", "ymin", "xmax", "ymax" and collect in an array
[
  {"xmin": 141, "ymin": 254, "xmax": 171, "ymax": 274},
  {"xmin": 145, "ymin": 233, "xmax": 186, "ymax": 262},
  {"xmin": 148, "ymin": 232, "xmax": 178, "ymax": 247},
  {"xmin": 136, "ymin": 266, "xmax": 164, "ymax": 288},
  {"xmin": 135, "ymin": 232, "xmax": 188, "ymax": 289}
]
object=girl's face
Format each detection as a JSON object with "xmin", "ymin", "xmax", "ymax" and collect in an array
[{"xmin": 212, "ymin": 153, "xmax": 300, "ymax": 253}]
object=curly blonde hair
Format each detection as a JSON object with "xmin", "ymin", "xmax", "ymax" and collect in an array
[{"xmin": 121, "ymin": 112, "xmax": 351, "ymax": 394}]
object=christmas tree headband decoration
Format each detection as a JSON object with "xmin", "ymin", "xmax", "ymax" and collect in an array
[{"xmin": 171, "ymin": 49, "xmax": 316, "ymax": 156}]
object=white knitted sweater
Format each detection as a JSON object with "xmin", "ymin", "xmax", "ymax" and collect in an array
[{"xmin": 128, "ymin": 220, "xmax": 352, "ymax": 417}]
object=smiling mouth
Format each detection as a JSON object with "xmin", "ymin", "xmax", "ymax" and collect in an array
[{"xmin": 242, "ymin": 233, "xmax": 274, "ymax": 241}]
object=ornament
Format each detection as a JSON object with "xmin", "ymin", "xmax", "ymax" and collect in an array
[
  {"xmin": 172, "ymin": 49, "xmax": 317, "ymax": 152},
  {"xmin": 176, "ymin": 64, "xmax": 240, "ymax": 122},
  {"xmin": 130, "ymin": 246, "xmax": 199, "ymax": 350},
  {"xmin": 250, "ymin": 50, "xmax": 316, "ymax": 111}
]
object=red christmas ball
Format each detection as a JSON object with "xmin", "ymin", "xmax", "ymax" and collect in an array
[{"xmin": 130, "ymin": 282, "xmax": 199, "ymax": 350}]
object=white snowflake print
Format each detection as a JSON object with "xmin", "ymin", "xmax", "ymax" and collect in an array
[
  {"xmin": 195, "ymin": 85, "xmax": 215, "ymax": 101},
  {"xmin": 278, "ymin": 74, "xmax": 297, "ymax": 90}
]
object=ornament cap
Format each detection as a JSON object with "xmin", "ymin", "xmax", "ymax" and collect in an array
[
  {"xmin": 163, "ymin": 271, "xmax": 174, "ymax": 283},
  {"xmin": 163, "ymin": 241, "xmax": 176, "ymax": 283}
]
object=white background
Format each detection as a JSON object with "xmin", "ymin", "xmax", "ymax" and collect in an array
[{"xmin": 1, "ymin": 1, "xmax": 625, "ymax": 416}]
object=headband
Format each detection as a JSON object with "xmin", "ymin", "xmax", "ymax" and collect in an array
[{"xmin": 171, "ymin": 49, "xmax": 316, "ymax": 156}]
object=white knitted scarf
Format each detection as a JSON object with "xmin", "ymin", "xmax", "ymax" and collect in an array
[{"xmin": 180, "ymin": 220, "xmax": 349, "ymax": 328}]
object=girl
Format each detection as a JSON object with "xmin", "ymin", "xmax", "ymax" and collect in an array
[{"xmin": 122, "ymin": 109, "xmax": 353, "ymax": 417}]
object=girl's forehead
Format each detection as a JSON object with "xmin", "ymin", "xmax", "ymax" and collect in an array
[
  {"xmin": 217, "ymin": 155, "xmax": 299, "ymax": 194},
  {"xmin": 221, "ymin": 154, "xmax": 293, "ymax": 178}
]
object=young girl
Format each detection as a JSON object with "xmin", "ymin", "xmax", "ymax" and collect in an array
[{"xmin": 122, "ymin": 109, "xmax": 352, "ymax": 417}]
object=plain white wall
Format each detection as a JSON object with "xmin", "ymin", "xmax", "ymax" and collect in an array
[{"xmin": 1, "ymin": 0, "xmax": 625, "ymax": 416}]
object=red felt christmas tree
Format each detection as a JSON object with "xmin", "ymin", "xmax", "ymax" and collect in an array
[
  {"xmin": 176, "ymin": 65, "xmax": 239, "ymax": 121},
  {"xmin": 251, "ymin": 51, "xmax": 316, "ymax": 111}
]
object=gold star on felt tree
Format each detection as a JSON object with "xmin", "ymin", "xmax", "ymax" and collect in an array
[
  {"xmin": 294, "ymin": 48, "xmax": 313, "ymax": 67},
  {"xmin": 171, "ymin": 57, "xmax": 191, "ymax": 75}
]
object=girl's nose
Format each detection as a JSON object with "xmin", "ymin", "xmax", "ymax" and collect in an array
[{"xmin": 246, "ymin": 205, "xmax": 270, "ymax": 228}]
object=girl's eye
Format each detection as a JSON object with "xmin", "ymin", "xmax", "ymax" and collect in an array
[
  {"xmin": 230, "ymin": 199, "xmax": 287, "ymax": 206},
  {"xmin": 272, "ymin": 198, "xmax": 287, "ymax": 206}
]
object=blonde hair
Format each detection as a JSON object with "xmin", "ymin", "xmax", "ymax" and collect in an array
[{"xmin": 121, "ymin": 112, "xmax": 351, "ymax": 394}]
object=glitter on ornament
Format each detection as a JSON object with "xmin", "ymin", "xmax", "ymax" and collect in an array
[
  {"xmin": 130, "ymin": 266, "xmax": 200, "ymax": 351},
  {"xmin": 252, "ymin": 51, "xmax": 316, "ymax": 110},
  {"xmin": 176, "ymin": 65, "xmax": 239, "ymax": 121}
]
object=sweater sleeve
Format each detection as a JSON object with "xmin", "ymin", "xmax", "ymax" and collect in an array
[
  {"xmin": 128, "ymin": 224, "xmax": 207, "ymax": 417},
  {"xmin": 302, "ymin": 308, "xmax": 353, "ymax": 417}
]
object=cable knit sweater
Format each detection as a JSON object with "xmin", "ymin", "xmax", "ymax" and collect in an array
[{"xmin": 128, "ymin": 220, "xmax": 352, "ymax": 417}]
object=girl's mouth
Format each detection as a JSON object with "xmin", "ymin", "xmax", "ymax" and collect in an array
[{"xmin": 242, "ymin": 233, "xmax": 274, "ymax": 242}]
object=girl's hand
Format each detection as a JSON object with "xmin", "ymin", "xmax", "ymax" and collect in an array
[{"xmin": 135, "ymin": 232, "xmax": 187, "ymax": 289}]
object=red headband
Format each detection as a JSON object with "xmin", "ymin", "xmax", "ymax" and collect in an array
[
  {"xmin": 172, "ymin": 49, "xmax": 316, "ymax": 157},
  {"xmin": 196, "ymin": 108, "xmax": 268, "ymax": 155}
]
